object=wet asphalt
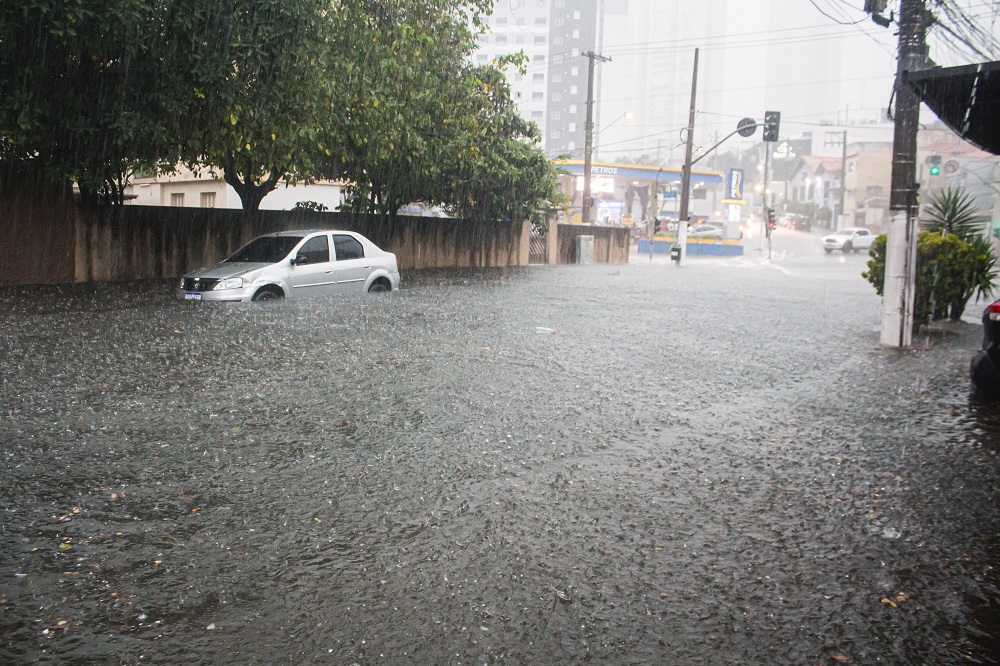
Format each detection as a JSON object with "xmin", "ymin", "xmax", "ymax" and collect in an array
[{"xmin": 1, "ymin": 228, "xmax": 999, "ymax": 665}]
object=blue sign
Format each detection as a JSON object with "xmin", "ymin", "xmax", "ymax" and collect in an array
[
  {"xmin": 725, "ymin": 169, "xmax": 745, "ymax": 202},
  {"xmin": 663, "ymin": 191, "xmax": 678, "ymax": 199}
]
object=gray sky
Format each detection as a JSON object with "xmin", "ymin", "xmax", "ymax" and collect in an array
[{"xmin": 593, "ymin": 0, "xmax": 999, "ymax": 162}]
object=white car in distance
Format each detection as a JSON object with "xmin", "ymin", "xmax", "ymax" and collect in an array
[{"xmin": 822, "ymin": 227, "xmax": 876, "ymax": 254}]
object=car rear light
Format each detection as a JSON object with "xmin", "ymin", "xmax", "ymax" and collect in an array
[{"xmin": 987, "ymin": 302, "xmax": 1000, "ymax": 320}]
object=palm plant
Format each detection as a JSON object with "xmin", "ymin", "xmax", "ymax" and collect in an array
[{"xmin": 922, "ymin": 186, "xmax": 988, "ymax": 240}]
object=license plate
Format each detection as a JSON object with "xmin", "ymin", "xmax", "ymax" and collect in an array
[{"xmin": 184, "ymin": 292, "xmax": 202, "ymax": 300}]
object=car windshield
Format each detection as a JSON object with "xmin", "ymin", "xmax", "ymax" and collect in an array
[{"xmin": 224, "ymin": 236, "xmax": 303, "ymax": 263}]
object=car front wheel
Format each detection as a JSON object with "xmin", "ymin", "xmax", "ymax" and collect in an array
[
  {"xmin": 368, "ymin": 279, "xmax": 391, "ymax": 293},
  {"xmin": 842, "ymin": 241, "xmax": 853, "ymax": 253},
  {"xmin": 824, "ymin": 248, "xmax": 833, "ymax": 254},
  {"xmin": 252, "ymin": 286, "xmax": 283, "ymax": 301}
]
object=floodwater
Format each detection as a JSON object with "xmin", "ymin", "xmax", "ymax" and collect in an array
[{"xmin": 1, "ymin": 230, "xmax": 999, "ymax": 665}]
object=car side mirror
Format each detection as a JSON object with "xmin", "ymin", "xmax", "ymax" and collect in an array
[{"xmin": 291, "ymin": 254, "xmax": 307, "ymax": 266}]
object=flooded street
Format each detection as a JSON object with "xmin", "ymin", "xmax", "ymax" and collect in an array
[{"xmin": 2, "ymin": 229, "xmax": 999, "ymax": 665}]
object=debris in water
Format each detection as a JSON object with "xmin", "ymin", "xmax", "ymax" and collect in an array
[{"xmin": 536, "ymin": 327, "xmax": 556, "ymax": 334}]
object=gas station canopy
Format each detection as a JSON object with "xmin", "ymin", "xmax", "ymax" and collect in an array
[{"xmin": 551, "ymin": 160, "xmax": 724, "ymax": 185}]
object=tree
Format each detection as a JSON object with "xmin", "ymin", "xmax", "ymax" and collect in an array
[
  {"xmin": 331, "ymin": 0, "xmax": 493, "ymax": 219},
  {"xmin": 179, "ymin": 0, "xmax": 337, "ymax": 211},
  {"xmin": 0, "ymin": 0, "xmax": 195, "ymax": 204},
  {"xmin": 442, "ymin": 61, "xmax": 564, "ymax": 224}
]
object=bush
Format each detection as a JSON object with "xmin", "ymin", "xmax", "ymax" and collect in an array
[{"xmin": 863, "ymin": 231, "xmax": 997, "ymax": 336}]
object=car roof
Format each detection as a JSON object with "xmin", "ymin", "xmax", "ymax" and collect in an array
[{"xmin": 262, "ymin": 229, "xmax": 357, "ymax": 237}]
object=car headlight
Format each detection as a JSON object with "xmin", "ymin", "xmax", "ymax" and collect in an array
[
  {"xmin": 179, "ymin": 277, "xmax": 186, "ymax": 289},
  {"xmin": 214, "ymin": 277, "xmax": 244, "ymax": 290}
]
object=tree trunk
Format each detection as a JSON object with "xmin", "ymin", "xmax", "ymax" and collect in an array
[{"xmin": 223, "ymin": 163, "xmax": 282, "ymax": 211}]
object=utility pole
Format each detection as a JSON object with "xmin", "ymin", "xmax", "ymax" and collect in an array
[
  {"xmin": 582, "ymin": 50, "xmax": 610, "ymax": 226},
  {"xmin": 880, "ymin": 0, "xmax": 929, "ymax": 347},
  {"xmin": 676, "ymin": 48, "xmax": 699, "ymax": 266},
  {"xmin": 593, "ymin": 0, "xmax": 607, "ymax": 156},
  {"xmin": 838, "ymin": 129, "xmax": 847, "ymax": 231}
]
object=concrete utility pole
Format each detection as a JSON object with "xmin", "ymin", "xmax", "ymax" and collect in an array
[
  {"xmin": 880, "ymin": 0, "xmax": 929, "ymax": 347},
  {"xmin": 838, "ymin": 129, "xmax": 847, "ymax": 231},
  {"xmin": 676, "ymin": 48, "xmax": 699, "ymax": 266},
  {"xmin": 582, "ymin": 50, "xmax": 611, "ymax": 226}
]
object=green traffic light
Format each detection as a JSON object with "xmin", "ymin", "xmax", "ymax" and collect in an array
[{"xmin": 930, "ymin": 165, "xmax": 940, "ymax": 175}]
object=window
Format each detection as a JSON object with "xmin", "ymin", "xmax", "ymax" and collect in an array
[
  {"xmin": 477, "ymin": 54, "xmax": 488, "ymax": 63},
  {"xmin": 866, "ymin": 185, "xmax": 884, "ymax": 196},
  {"xmin": 170, "ymin": 193, "xmax": 184, "ymax": 207},
  {"xmin": 554, "ymin": 36, "xmax": 563, "ymax": 45},
  {"xmin": 570, "ymin": 85, "xmax": 578, "ymax": 94},
  {"xmin": 552, "ymin": 73, "xmax": 562, "ymax": 82},
  {"xmin": 496, "ymin": 35, "xmax": 507, "ymax": 44},
  {"xmin": 568, "ymin": 122, "xmax": 576, "ymax": 132},
  {"xmin": 535, "ymin": 36, "xmax": 547, "ymax": 45},
  {"xmin": 550, "ymin": 130, "xmax": 560, "ymax": 139},
  {"xmin": 571, "ymin": 66, "xmax": 579, "ymax": 76},
  {"xmin": 552, "ymin": 92, "xmax": 562, "ymax": 101},
  {"xmin": 535, "ymin": 17, "xmax": 546, "ymax": 25},
  {"xmin": 533, "ymin": 73, "xmax": 544, "ymax": 82},
  {"xmin": 297, "ymin": 235, "xmax": 330, "ymax": 264},
  {"xmin": 532, "ymin": 92, "xmax": 543, "ymax": 100},
  {"xmin": 567, "ymin": 141, "xmax": 576, "ymax": 150},
  {"xmin": 534, "ymin": 55, "xmax": 545, "ymax": 63},
  {"xmin": 531, "ymin": 110, "xmax": 543, "ymax": 119},
  {"xmin": 572, "ymin": 29, "xmax": 580, "ymax": 38},
  {"xmin": 551, "ymin": 111, "xmax": 561, "ymax": 120},
  {"xmin": 200, "ymin": 192, "xmax": 216, "ymax": 208},
  {"xmin": 573, "ymin": 10, "xmax": 581, "ymax": 19},
  {"xmin": 569, "ymin": 104, "xmax": 577, "ymax": 113},
  {"xmin": 496, "ymin": 17, "xmax": 508, "ymax": 25},
  {"xmin": 333, "ymin": 235, "xmax": 364, "ymax": 260}
]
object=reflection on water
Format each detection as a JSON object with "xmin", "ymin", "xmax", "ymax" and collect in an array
[{"xmin": 1, "ymin": 265, "xmax": 998, "ymax": 664}]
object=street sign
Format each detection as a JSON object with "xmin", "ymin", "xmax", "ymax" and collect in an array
[
  {"xmin": 737, "ymin": 117, "xmax": 757, "ymax": 137},
  {"xmin": 945, "ymin": 160, "xmax": 959, "ymax": 174},
  {"xmin": 663, "ymin": 191, "xmax": 678, "ymax": 199}
]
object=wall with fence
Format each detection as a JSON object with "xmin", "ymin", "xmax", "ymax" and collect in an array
[{"xmin": 556, "ymin": 224, "xmax": 630, "ymax": 265}]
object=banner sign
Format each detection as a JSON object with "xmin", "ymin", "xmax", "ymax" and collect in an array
[{"xmin": 724, "ymin": 168, "xmax": 745, "ymax": 204}]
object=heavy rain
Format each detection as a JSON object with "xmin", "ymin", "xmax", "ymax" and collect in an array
[
  {"xmin": 2, "ymin": 231, "xmax": 999, "ymax": 664},
  {"xmin": 4, "ymin": 0, "xmax": 1000, "ymax": 664}
]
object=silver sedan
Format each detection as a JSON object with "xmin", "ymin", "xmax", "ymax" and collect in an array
[{"xmin": 177, "ymin": 230, "xmax": 400, "ymax": 302}]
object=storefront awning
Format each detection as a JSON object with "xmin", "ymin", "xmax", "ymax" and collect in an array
[{"xmin": 903, "ymin": 61, "xmax": 1000, "ymax": 155}]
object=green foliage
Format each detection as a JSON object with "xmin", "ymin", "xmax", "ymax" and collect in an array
[
  {"xmin": 0, "ymin": 0, "xmax": 193, "ymax": 203},
  {"xmin": 922, "ymin": 186, "xmax": 988, "ymax": 240},
  {"xmin": 292, "ymin": 200, "xmax": 328, "ymax": 212},
  {"xmin": 863, "ymin": 230, "xmax": 997, "ymax": 335},
  {"xmin": 1, "ymin": 0, "xmax": 558, "ymax": 222}
]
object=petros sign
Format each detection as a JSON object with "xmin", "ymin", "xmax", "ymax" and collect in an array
[{"xmin": 723, "ymin": 168, "xmax": 745, "ymax": 204}]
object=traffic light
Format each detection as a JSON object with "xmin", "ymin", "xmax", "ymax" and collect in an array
[
  {"xmin": 763, "ymin": 111, "xmax": 781, "ymax": 142},
  {"xmin": 766, "ymin": 208, "xmax": 776, "ymax": 229},
  {"xmin": 929, "ymin": 155, "xmax": 941, "ymax": 176}
]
